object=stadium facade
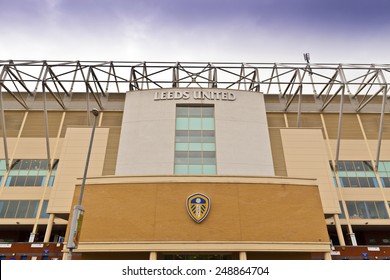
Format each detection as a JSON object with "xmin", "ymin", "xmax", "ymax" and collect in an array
[{"xmin": 0, "ymin": 61, "xmax": 390, "ymax": 260}]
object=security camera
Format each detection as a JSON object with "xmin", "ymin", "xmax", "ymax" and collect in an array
[{"xmin": 91, "ymin": 108, "xmax": 99, "ymax": 117}]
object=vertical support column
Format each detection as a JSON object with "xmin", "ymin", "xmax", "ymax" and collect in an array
[
  {"xmin": 44, "ymin": 214, "xmax": 55, "ymax": 242},
  {"xmin": 149, "ymin": 252, "xmax": 157, "ymax": 260},
  {"xmin": 239, "ymin": 251, "xmax": 247, "ymax": 260},
  {"xmin": 324, "ymin": 252, "xmax": 332, "ymax": 260},
  {"xmin": 0, "ymin": 67, "xmax": 10, "ymax": 171},
  {"xmin": 333, "ymin": 214, "xmax": 345, "ymax": 246}
]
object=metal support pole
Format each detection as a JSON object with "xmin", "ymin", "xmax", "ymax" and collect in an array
[
  {"xmin": 375, "ymin": 81, "xmax": 387, "ymax": 170},
  {"xmin": 333, "ymin": 214, "xmax": 345, "ymax": 246},
  {"xmin": 0, "ymin": 67, "xmax": 10, "ymax": 171},
  {"xmin": 66, "ymin": 108, "xmax": 99, "ymax": 260},
  {"xmin": 44, "ymin": 214, "xmax": 55, "ymax": 242}
]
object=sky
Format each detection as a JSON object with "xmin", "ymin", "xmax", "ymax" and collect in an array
[{"xmin": 0, "ymin": 0, "xmax": 390, "ymax": 63}]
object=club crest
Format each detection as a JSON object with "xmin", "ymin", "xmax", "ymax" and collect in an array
[{"xmin": 186, "ymin": 193, "xmax": 210, "ymax": 223}]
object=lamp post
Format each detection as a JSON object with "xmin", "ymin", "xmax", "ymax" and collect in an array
[{"xmin": 66, "ymin": 108, "xmax": 99, "ymax": 260}]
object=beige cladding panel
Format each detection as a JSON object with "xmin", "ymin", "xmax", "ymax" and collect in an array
[
  {"xmin": 116, "ymin": 89, "xmax": 274, "ymax": 176},
  {"xmin": 281, "ymin": 129, "xmax": 340, "ymax": 214},
  {"xmin": 328, "ymin": 140, "xmax": 371, "ymax": 160},
  {"xmin": 47, "ymin": 128, "xmax": 109, "ymax": 214}
]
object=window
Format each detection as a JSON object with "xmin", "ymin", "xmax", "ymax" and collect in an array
[
  {"xmin": 378, "ymin": 161, "xmax": 390, "ymax": 188},
  {"xmin": 5, "ymin": 159, "xmax": 58, "ymax": 187},
  {"xmin": 345, "ymin": 201, "xmax": 389, "ymax": 219},
  {"xmin": 0, "ymin": 159, "xmax": 6, "ymax": 185},
  {"xmin": 174, "ymin": 105, "xmax": 216, "ymax": 175},
  {"xmin": 330, "ymin": 161, "xmax": 378, "ymax": 188},
  {"xmin": 0, "ymin": 200, "xmax": 49, "ymax": 218}
]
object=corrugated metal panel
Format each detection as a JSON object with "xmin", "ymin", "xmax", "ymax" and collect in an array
[
  {"xmin": 323, "ymin": 113, "xmax": 363, "ymax": 139},
  {"xmin": 101, "ymin": 112, "xmax": 123, "ymax": 127},
  {"xmin": 102, "ymin": 127, "xmax": 121, "ymax": 176},
  {"xmin": 60, "ymin": 112, "xmax": 88, "ymax": 137},
  {"xmin": 21, "ymin": 111, "xmax": 62, "ymax": 137},
  {"xmin": 1, "ymin": 111, "xmax": 25, "ymax": 137},
  {"xmin": 266, "ymin": 113, "xmax": 286, "ymax": 127}
]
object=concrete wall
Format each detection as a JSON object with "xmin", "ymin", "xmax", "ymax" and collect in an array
[{"xmin": 116, "ymin": 89, "xmax": 274, "ymax": 176}]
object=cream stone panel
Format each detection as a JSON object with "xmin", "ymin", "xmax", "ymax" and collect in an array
[
  {"xmin": 328, "ymin": 140, "xmax": 371, "ymax": 160},
  {"xmin": 384, "ymin": 189, "xmax": 390, "ymax": 200},
  {"xmin": 116, "ymin": 89, "xmax": 274, "ymax": 176},
  {"xmin": 1, "ymin": 188, "xmax": 50, "ymax": 200},
  {"xmin": 368, "ymin": 140, "xmax": 390, "ymax": 160},
  {"xmin": 12, "ymin": 138, "xmax": 58, "ymax": 158},
  {"xmin": 342, "ymin": 189, "xmax": 384, "ymax": 201},
  {"xmin": 0, "ymin": 138, "xmax": 18, "ymax": 158},
  {"xmin": 281, "ymin": 129, "xmax": 340, "ymax": 214},
  {"xmin": 47, "ymin": 128, "xmax": 109, "ymax": 214}
]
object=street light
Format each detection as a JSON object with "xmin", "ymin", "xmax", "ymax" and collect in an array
[{"xmin": 66, "ymin": 108, "xmax": 99, "ymax": 260}]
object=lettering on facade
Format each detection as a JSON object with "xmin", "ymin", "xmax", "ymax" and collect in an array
[{"xmin": 154, "ymin": 90, "xmax": 236, "ymax": 101}]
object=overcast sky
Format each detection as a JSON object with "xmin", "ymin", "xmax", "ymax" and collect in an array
[{"xmin": 1, "ymin": 0, "xmax": 389, "ymax": 63}]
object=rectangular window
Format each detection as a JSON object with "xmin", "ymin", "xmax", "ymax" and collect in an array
[
  {"xmin": 5, "ymin": 159, "xmax": 58, "ymax": 187},
  {"xmin": 331, "ymin": 160, "xmax": 378, "ymax": 188},
  {"xmin": 174, "ymin": 105, "xmax": 216, "ymax": 175},
  {"xmin": 345, "ymin": 201, "xmax": 389, "ymax": 219},
  {"xmin": 0, "ymin": 200, "xmax": 49, "ymax": 219}
]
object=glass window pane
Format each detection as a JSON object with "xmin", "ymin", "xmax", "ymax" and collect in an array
[
  {"xmin": 363, "ymin": 161, "xmax": 373, "ymax": 171},
  {"xmin": 378, "ymin": 162, "xmax": 386, "ymax": 171},
  {"xmin": 40, "ymin": 201, "xmax": 49, "ymax": 218},
  {"xmin": 336, "ymin": 161, "xmax": 345, "ymax": 171},
  {"xmin": 15, "ymin": 176, "xmax": 27, "ymax": 186},
  {"xmin": 344, "ymin": 161, "xmax": 354, "ymax": 171},
  {"xmin": 376, "ymin": 202, "xmax": 389, "ymax": 219},
  {"xmin": 176, "ymin": 107, "xmax": 188, "ymax": 117},
  {"xmin": 39, "ymin": 160, "xmax": 49, "ymax": 170},
  {"xmin": 189, "ymin": 118, "xmax": 202, "ymax": 130},
  {"xmin": 20, "ymin": 160, "xmax": 31, "ymax": 170},
  {"xmin": 37, "ymin": 176, "xmax": 46, "ymax": 186},
  {"xmin": 346, "ymin": 201, "xmax": 358, "ymax": 218},
  {"xmin": 358, "ymin": 177, "xmax": 369, "ymax": 188},
  {"xmin": 26, "ymin": 201, "xmax": 39, "ymax": 218},
  {"xmin": 356, "ymin": 201, "xmax": 368, "ymax": 218},
  {"xmin": 175, "ymin": 130, "xmax": 188, "ymax": 142},
  {"xmin": 202, "ymin": 107, "xmax": 214, "ymax": 117},
  {"xmin": 25, "ymin": 176, "xmax": 36, "ymax": 186},
  {"xmin": 203, "ymin": 165, "xmax": 217, "ymax": 174},
  {"xmin": 354, "ymin": 161, "xmax": 364, "ymax": 171},
  {"xmin": 365, "ymin": 201, "xmax": 378, "ymax": 219},
  {"xmin": 174, "ymin": 165, "xmax": 188, "ymax": 174},
  {"xmin": 189, "ymin": 107, "xmax": 202, "ymax": 117},
  {"xmin": 348, "ymin": 177, "xmax": 359, "ymax": 187},
  {"xmin": 174, "ymin": 151, "xmax": 188, "ymax": 164},
  {"xmin": 5, "ymin": 201, "xmax": 19, "ymax": 218},
  {"xmin": 188, "ymin": 165, "xmax": 202, "ymax": 174},
  {"xmin": 0, "ymin": 160, "xmax": 6, "ymax": 171},
  {"xmin": 384, "ymin": 162, "xmax": 390, "ymax": 171},
  {"xmin": 16, "ymin": 201, "xmax": 29, "ymax": 218},
  {"xmin": 176, "ymin": 118, "xmax": 188, "ymax": 130},
  {"xmin": 202, "ymin": 118, "xmax": 215, "ymax": 130},
  {"xmin": 48, "ymin": 176, "xmax": 55, "ymax": 187},
  {"xmin": 189, "ymin": 130, "xmax": 202, "ymax": 142},
  {"xmin": 188, "ymin": 143, "xmax": 202, "ymax": 151},
  {"xmin": 30, "ymin": 160, "xmax": 40, "ymax": 170},
  {"xmin": 11, "ymin": 160, "xmax": 22, "ymax": 170},
  {"xmin": 175, "ymin": 143, "xmax": 189, "ymax": 151},
  {"xmin": 202, "ymin": 143, "xmax": 216, "ymax": 151},
  {"xmin": 339, "ymin": 201, "xmax": 345, "ymax": 219},
  {"xmin": 0, "ymin": 201, "xmax": 9, "ymax": 218}
]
